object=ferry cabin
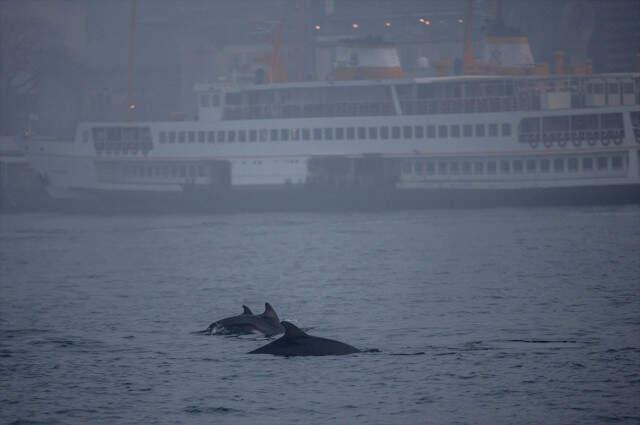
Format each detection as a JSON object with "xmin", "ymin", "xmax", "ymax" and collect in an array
[{"xmin": 26, "ymin": 73, "xmax": 640, "ymax": 201}]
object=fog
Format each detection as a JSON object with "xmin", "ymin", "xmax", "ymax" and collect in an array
[
  {"xmin": 1, "ymin": 3, "xmax": 640, "ymax": 422},
  {"xmin": 2, "ymin": 0, "xmax": 637, "ymax": 137}
]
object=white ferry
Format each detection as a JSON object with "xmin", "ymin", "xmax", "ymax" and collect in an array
[{"xmin": 24, "ymin": 38, "xmax": 640, "ymax": 210}]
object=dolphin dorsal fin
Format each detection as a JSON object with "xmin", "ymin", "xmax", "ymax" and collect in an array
[
  {"xmin": 281, "ymin": 321, "xmax": 307, "ymax": 338},
  {"xmin": 263, "ymin": 303, "xmax": 279, "ymax": 320},
  {"xmin": 242, "ymin": 305, "xmax": 253, "ymax": 315}
]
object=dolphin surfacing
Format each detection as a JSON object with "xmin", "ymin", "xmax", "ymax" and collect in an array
[
  {"xmin": 248, "ymin": 321, "xmax": 360, "ymax": 356},
  {"xmin": 203, "ymin": 303, "xmax": 284, "ymax": 336}
]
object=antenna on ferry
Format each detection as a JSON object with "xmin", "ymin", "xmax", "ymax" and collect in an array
[
  {"xmin": 463, "ymin": 0, "xmax": 475, "ymax": 74},
  {"xmin": 127, "ymin": 0, "xmax": 138, "ymax": 116}
]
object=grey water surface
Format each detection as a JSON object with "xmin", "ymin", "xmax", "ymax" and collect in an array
[{"xmin": 1, "ymin": 207, "xmax": 639, "ymax": 425}]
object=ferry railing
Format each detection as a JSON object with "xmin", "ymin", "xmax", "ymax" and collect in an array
[{"xmin": 223, "ymin": 94, "xmax": 552, "ymax": 120}]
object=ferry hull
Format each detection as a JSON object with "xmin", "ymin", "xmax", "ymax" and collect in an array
[{"xmin": 42, "ymin": 183, "xmax": 640, "ymax": 214}]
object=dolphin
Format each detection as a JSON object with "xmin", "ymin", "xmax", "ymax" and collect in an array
[
  {"xmin": 203, "ymin": 303, "xmax": 284, "ymax": 337},
  {"xmin": 248, "ymin": 321, "xmax": 360, "ymax": 356}
]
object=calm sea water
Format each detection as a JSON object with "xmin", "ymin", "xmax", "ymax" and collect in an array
[{"xmin": 1, "ymin": 207, "xmax": 639, "ymax": 425}]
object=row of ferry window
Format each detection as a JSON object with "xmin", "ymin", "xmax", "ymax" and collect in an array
[
  {"xmin": 105, "ymin": 159, "xmax": 303, "ymax": 180},
  {"xmin": 105, "ymin": 163, "xmax": 211, "ymax": 179},
  {"xmin": 157, "ymin": 123, "xmax": 512, "ymax": 144},
  {"xmin": 402, "ymin": 154, "xmax": 626, "ymax": 176}
]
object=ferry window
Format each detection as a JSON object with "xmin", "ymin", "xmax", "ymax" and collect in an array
[
  {"xmin": 178, "ymin": 131, "xmax": 186, "ymax": 143},
  {"xmin": 488, "ymin": 124, "xmax": 498, "ymax": 137},
  {"xmin": 200, "ymin": 94, "xmax": 210, "ymax": 107},
  {"xmin": 450, "ymin": 125, "xmax": 460, "ymax": 138},
  {"xmin": 82, "ymin": 130, "xmax": 89, "ymax": 143},
  {"xmin": 427, "ymin": 125, "xmax": 436, "ymax": 138},
  {"xmin": 323, "ymin": 128, "xmax": 333, "ymax": 140},
  {"xmin": 336, "ymin": 128, "xmax": 345, "ymax": 140},
  {"xmin": 402, "ymin": 161, "xmax": 412, "ymax": 175},
  {"xmin": 597, "ymin": 157, "xmax": 608, "ymax": 170},
  {"xmin": 313, "ymin": 128, "xmax": 322, "ymax": 140},
  {"xmin": 271, "ymin": 129, "xmax": 279, "ymax": 141},
  {"xmin": 553, "ymin": 158, "xmax": 565, "ymax": 172},
  {"xmin": 238, "ymin": 130, "xmax": 246, "ymax": 142},
  {"xmin": 198, "ymin": 131, "xmax": 205, "ymax": 143},
  {"xmin": 249, "ymin": 129, "xmax": 257, "ymax": 142},
  {"xmin": 415, "ymin": 126, "xmax": 424, "ymax": 138},
  {"xmin": 622, "ymin": 82, "xmax": 634, "ymax": 93},
  {"xmin": 217, "ymin": 130, "xmax": 225, "ymax": 142},
  {"xmin": 568, "ymin": 157, "xmax": 579, "ymax": 172},
  {"xmin": 207, "ymin": 131, "xmax": 215, "ymax": 142},
  {"xmin": 526, "ymin": 159, "xmax": 536, "ymax": 172},
  {"xmin": 346, "ymin": 127, "xmax": 355, "ymax": 140},
  {"xmin": 592, "ymin": 83, "xmax": 604, "ymax": 94},
  {"xmin": 602, "ymin": 113, "xmax": 623, "ymax": 129},
  {"xmin": 608, "ymin": 83, "xmax": 619, "ymax": 94},
  {"xmin": 369, "ymin": 127, "xmax": 378, "ymax": 139},
  {"xmin": 513, "ymin": 159, "xmax": 523, "ymax": 173},
  {"xmin": 463, "ymin": 124, "xmax": 472, "ymax": 137},
  {"xmin": 302, "ymin": 128, "xmax": 311, "ymax": 141},
  {"xmin": 475, "ymin": 124, "xmax": 485, "ymax": 137},
  {"xmin": 159, "ymin": 132, "xmax": 167, "ymax": 143},
  {"xmin": 179, "ymin": 165, "xmax": 186, "ymax": 177},
  {"xmin": 188, "ymin": 131, "xmax": 195, "ymax": 143},
  {"xmin": 92, "ymin": 128, "xmax": 106, "ymax": 142},
  {"xmin": 438, "ymin": 125, "xmax": 448, "ymax": 138},
  {"xmin": 502, "ymin": 123, "xmax": 512, "ymax": 137},
  {"xmin": 212, "ymin": 94, "xmax": 220, "ymax": 106},
  {"xmin": 380, "ymin": 126, "xmax": 389, "ymax": 139},
  {"xmin": 141, "ymin": 128, "xmax": 151, "ymax": 142},
  {"xmin": 462, "ymin": 161, "xmax": 471, "ymax": 175},
  {"xmin": 582, "ymin": 157, "xmax": 593, "ymax": 170},
  {"xmin": 426, "ymin": 161, "xmax": 435, "ymax": 175},
  {"xmin": 108, "ymin": 128, "xmax": 121, "ymax": 141},
  {"xmin": 540, "ymin": 159, "xmax": 550, "ymax": 173},
  {"xmin": 449, "ymin": 161, "xmax": 459, "ymax": 176},
  {"xmin": 259, "ymin": 129, "xmax": 268, "ymax": 142},
  {"xmin": 146, "ymin": 167, "xmax": 153, "ymax": 178},
  {"xmin": 500, "ymin": 160, "xmax": 510, "ymax": 174},
  {"xmin": 227, "ymin": 130, "xmax": 235, "ymax": 142},
  {"xmin": 198, "ymin": 165, "xmax": 206, "ymax": 177},
  {"xmin": 391, "ymin": 126, "xmax": 401, "ymax": 139},
  {"xmin": 170, "ymin": 167, "xmax": 177, "ymax": 178},
  {"xmin": 403, "ymin": 126, "xmax": 413, "ymax": 139},
  {"xmin": 473, "ymin": 161, "xmax": 484, "ymax": 175},
  {"xmin": 415, "ymin": 161, "xmax": 424, "ymax": 175},
  {"xmin": 291, "ymin": 128, "xmax": 300, "ymax": 141},
  {"xmin": 438, "ymin": 161, "xmax": 448, "ymax": 175},
  {"xmin": 611, "ymin": 156, "xmax": 623, "ymax": 170},
  {"xmin": 169, "ymin": 131, "xmax": 176, "ymax": 143},
  {"xmin": 358, "ymin": 127, "xmax": 367, "ymax": 139},
  {"xmin": 487, "ymin": 161, "xmax": 497, "ymax": 174},
  {"xmin": 189, "ymin": 166, "xmax": 196, "ymax": 178},
  {"xmin": 281, "ymin": 129, "xmax": 290, "ymax": 141}
]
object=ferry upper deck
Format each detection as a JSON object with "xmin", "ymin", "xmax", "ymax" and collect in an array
[{"xmin": 195, "ymin": 73, "xmax": 640, "ymax": 122}]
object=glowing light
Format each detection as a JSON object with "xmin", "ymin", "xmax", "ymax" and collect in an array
[
  {"xmin": 129, "ymin": 103, "xmax": 136, "ymax": 110},
  {"xmin": 458, "ymin": 18, "xmax": 464, "ymax": 23},
  {"xmin": 384, "ymin": 22, "xmax": 391, "ymax": 27},
  {"xmin": 419, "ymin": 18, "xmax": 425, "ymax": 23},
  {"xmin": 351, "ymin": 23, "xmax": 359, "ymax": 29},
  {"xmin": 314, "ymin": 24, "xmax": 321, "ymax": 30},
  {"xmin": 424, "ymin": 19, "xmax": 431, "ymax": 25}
]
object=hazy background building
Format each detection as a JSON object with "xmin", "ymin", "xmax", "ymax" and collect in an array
[{"xmin": 1, "ymin": 0, "xmax": 639, "ymax": 138}]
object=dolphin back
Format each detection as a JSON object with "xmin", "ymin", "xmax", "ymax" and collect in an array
[{"xmin": 249, "ymin": 321, "xmax": 359, "ymax": 356}]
